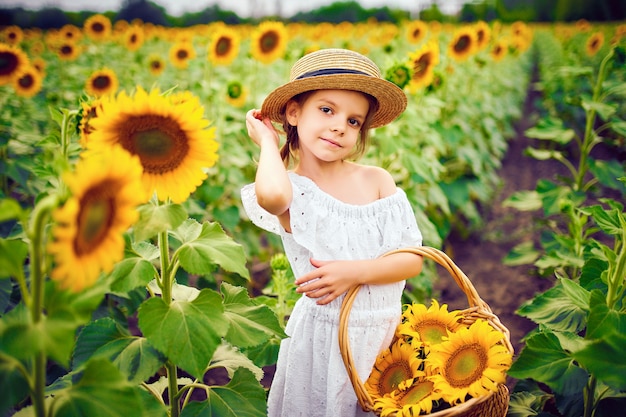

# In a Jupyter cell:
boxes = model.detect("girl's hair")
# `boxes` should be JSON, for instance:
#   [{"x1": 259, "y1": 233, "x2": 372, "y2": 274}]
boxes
[{"x1": 278, "y1": 90, "x2": 379, "y2": 167}]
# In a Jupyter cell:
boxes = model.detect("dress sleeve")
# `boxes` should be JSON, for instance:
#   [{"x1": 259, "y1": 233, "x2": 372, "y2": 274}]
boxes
[
  {"x1": 376, "y1": 189, "x2": 423, "y2": 257},
  {"x1": 240, "y1": 183, "x2": 281, "y2": 235}
]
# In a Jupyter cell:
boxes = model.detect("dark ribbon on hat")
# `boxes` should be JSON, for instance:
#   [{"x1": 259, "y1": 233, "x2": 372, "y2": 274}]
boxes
[{"x1": 296, "y1": 68, "x2": 371, "y2": 79}]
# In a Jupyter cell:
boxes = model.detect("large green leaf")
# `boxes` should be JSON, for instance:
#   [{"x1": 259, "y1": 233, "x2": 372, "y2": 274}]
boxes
[
  {"x1": 0, "y1": 198, "x2": 23, "y2": 223},
  {"x1": 134, "y1": 202, "x2": 187, "y2": 242},
  {"x1": 587, "y1": 159, "x2": 626, "y2": 194},
  {"x1": 180, "y1": 368, "x2": 266, "y2": 417},
  {"x1": 110, "y1": 241, "x2": 160, "y2": 293},
  {"x1": 138, "y1": 289, "x2": 229, "y2": 379},
  {"x1": 221, "y1": 283, "x2": 285, "y2": 349},
  {"x1": 51, "y1": 359, "x2": 147, "y2": 417},
  {"x1": 503, "y1": 190, "x2": 542, "y2": 211},
  {"x1": 0, "y1": 238, "x2": 28, "y2": 279},
  {"x1": 503, "y1": 241, "x2": 540, "y2": 266},
  {"x1": 73, "y1": 318, "x2": 165, "y2": 384},
  {"x1": 210, "y1": 342, "x2": 264, "y2": 381},
  {"x1": 524, "y1": 117, "x2": 575, "y2": 144},
  {"x1": 586, "y1": 290, "x2": 626, "y2": 340},
  {"x1": 579, "y1": 204, "x2": 624, "y2": 236},
  {"x1": 507, "y1": 391, "x2": 553, "y2": 417},
  {"x1": 0, "y1": 357, "x2": 30, "y2": 415},
  {"x1": 508, "y1": 331, "x2": 588, "y2": 396},
  {"x1": 174, "y1": 220, "x2": 250, "y2": 279},
  {"x1": 0, "y1": 303, "x2": 78, "y2": 367},
  {"x1": 517, "y1": 281, "x2": 588, "y2": 333},
  {"x1": 572, "y1": 331, "x2": 626, "y2": 391}
]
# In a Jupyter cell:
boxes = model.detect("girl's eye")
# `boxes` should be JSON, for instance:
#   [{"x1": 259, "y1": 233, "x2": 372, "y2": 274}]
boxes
[
  {"x1": 320, "y1": 106, "x2": 332, "y2": 114},
  {"x1": 348, "y1": 118, "x2": 361, "y2": 127}
]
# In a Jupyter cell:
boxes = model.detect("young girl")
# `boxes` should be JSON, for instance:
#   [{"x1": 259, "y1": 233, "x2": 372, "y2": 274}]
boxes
[{"x1": 241, "y1": 48, "x2": 424, "y2": 417}]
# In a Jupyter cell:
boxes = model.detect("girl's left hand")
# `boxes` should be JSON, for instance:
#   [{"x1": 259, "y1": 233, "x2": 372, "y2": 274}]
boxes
[{"x1": 295, "y1": 259, "x2": 368, "y2": 305}]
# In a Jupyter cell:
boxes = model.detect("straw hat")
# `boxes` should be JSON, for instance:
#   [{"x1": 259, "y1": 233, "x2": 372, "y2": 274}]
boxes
[{"x1": 261, "y1": 48, "x2": 407, "y2": 128}]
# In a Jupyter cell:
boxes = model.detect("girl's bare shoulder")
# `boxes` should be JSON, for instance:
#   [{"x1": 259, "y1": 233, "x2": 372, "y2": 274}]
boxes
[{"x1": 353, "y1": 163, "x2": 397, "y2": 198}]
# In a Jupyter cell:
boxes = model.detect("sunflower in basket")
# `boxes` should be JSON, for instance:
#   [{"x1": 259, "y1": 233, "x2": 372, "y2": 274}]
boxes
[{"x1": 364, "y1": 300, "x2": 512, "y2": 416}]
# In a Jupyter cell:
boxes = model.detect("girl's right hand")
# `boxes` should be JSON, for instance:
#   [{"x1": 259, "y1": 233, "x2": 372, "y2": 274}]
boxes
[{"x1": 246, "y1": 109, "x2": 280, "y2": 147}]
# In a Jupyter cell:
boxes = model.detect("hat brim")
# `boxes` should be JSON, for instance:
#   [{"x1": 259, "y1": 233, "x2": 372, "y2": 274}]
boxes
[{"x1": 260, "y1": 74, "x2": 407, "y2": 128}]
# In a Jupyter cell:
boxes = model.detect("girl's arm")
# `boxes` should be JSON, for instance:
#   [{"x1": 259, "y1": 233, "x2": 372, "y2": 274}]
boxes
[
  {"x1": 295, "y1": 252, "x2": 423, "y2": 305},
  {"x1": 246, "y1": 109, "x2": 292, "y2": 216}
]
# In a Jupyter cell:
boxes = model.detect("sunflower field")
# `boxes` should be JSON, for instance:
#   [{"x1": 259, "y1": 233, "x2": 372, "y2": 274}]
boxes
[{"x1": 0, "y1": 11, "x2": 625, "y2": 417}]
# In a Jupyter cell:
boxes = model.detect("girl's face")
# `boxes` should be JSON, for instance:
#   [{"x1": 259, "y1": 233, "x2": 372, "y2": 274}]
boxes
[{"x1": 286, "y1": 89, "x2": 370, "y2": 164}]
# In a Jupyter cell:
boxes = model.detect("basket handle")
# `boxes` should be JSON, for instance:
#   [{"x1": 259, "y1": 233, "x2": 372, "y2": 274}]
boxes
[{"x1": 338, "y1": 246, "x2": 514, "y2": 412}]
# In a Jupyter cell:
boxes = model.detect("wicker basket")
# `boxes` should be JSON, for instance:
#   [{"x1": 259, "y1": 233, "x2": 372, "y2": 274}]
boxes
[{"x1": 338, "y1": 246, "x2": 513, "y2": 417}]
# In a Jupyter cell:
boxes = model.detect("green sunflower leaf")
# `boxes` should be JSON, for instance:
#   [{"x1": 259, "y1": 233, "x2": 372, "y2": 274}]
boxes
[
  {"x1": 0, "y1": 357, "x2": 30, "y2": 416},
  {"x1": 50, "y1": 358, "x2": 148, "y2": 417},
  {"x1": 138, "y1": 288, "x2": 229, "y2": 379},
  {"x1": 221, "y1": 282, "x2": 286, "y2": 349},
  {"x1": 175, "y1": 220, "x2": 250, "y2": 279},
  {"x1": 73, "y1": 317, "x2": 166, "y2": 384},
  {"x1": 134, "y1": 203, "x2": 187, "y2": 242},
  {"x1": 572, "y1": 331, "x2": 626, "y2": 391},
  {"x1": 179, "y1": 368, "x2": 266, "y2": 417},
  {"x1": 517, "y1": 281, "x2": 588, "y2": 332},
  {"x1": 502, "y1": 190, "x2": 542, "y2": 211},
  {"x1": 508, "y1": 331, "x2": 588, "y2": 396},
  {"x1": 109, "y1": 241, "x2": 159, "y2": 293},
  {"x1": 0, "y1": 238, "x2": 28, "y2": 279}
]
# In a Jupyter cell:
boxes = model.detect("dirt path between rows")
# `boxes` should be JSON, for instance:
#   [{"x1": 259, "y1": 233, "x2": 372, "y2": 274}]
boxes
[{"x1": 437, "y1": 73, "x2": 561, "y2": 363}]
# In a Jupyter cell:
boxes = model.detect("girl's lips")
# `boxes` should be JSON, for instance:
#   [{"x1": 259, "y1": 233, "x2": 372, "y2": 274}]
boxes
[{"x1": 321, "y1": 138, "x2": 341, "y2": 147}]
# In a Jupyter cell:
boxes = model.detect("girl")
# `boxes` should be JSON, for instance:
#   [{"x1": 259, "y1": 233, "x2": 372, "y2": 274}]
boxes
[{"x1": 241, "y1": 48, "x2": 424, "y2": 417}]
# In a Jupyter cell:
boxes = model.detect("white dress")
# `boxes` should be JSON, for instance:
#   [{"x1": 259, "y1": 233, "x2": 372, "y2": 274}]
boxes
[{"x1": 241, "y1": 172, "x2": 423, "y2": 417}]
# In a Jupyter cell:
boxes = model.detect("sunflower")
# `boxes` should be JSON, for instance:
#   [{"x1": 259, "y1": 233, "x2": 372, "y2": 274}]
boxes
[
  {"x1": 0, "y1": 43, "x2": 29, "y2": 85},
  {"x1": 474, "y1": 21, "x2": 491, "y2": 51},
  {"x1": 84, "y1": 14, "x2": 112, "y2": 41},
  {"x1": 385, "y1": 62, "x2": 411, "y2": 90},
  {"x1": 448, "y1": 26, "x2": 477, "y2": 62},
  {"x1": 371, "y1": 374, "x2": 440, "y2": 416},
  {"x1": 56, "y1": 42, "x2": 81, "y2": 61},
  {"x1": 86, "y1": 87, "x2": 219, "y2": 203},
  {"x1": 225, "y1": 81, "x2": 247, "y2": 108},
  {"x1": 396, "y1": 299, "x2": 463, "y2": 349},
  {"x1": 31, "y1": 56, "x2": 46, "y2": 75},
  {"x1": 123, "y1": 24, "x2": 145, "y2": 52},
  {"x1": 59, "y1": 24, "x2": 82, "y2": 43},
  {"x1": 427, "y1": 319, "x2": 512, "y2": 405},
  {"x1": 85, "y1": 68, "x2": 119, "y2": 97},
  {"x1": 147, "y1": 53, "x2": 165, "y2": 76},
  {"x1": 207, "y1": 26, "x2": 240, "y2": 66},
  {"x1": 405, "y1": 20, "x2": 428, "y2": 45},
  {"x1": 365, "y1": 339, "x2": 424, "y2": 400},
  {"x1": 407, "y1": 40, "x2": 440, "y2": 93},
  {"x1": 13, "y1": 65, "x2": 42, "y2": 98},
  {"x1": 78, "y1": 98, "x2": 103, "y2": 145},
  {"x1": 490, "y1": 39, "x2": 507, "y2": 62},
  {"x1": 48, "y1": 145, "x2": 146, "y2": 292},
  {"x1": 585, "y1": 32, "x2": 604, "y2": 56},
  {"x1": 169, "y1": 41, "x2": 196, "y2": 69},
  {"x1": 250, "y1": 21, "x2": 288, "y2": 64},
  {"x1": 1, "y1": 25, "x2": 24, "y2": 45}
]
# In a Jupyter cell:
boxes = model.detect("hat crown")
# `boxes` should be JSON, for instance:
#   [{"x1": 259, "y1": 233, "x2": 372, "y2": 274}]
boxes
[{"x1": 289, "y1": 48, "x2": 382, "y2": 82}]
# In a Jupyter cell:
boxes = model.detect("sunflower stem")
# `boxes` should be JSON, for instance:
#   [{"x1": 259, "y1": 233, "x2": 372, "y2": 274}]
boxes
[
  {"x1": 28, "y1": 193, "x2": 58, "y2": 417},
  {"x1": 583, "y1": 375, "x2": 597, "y2": 417},
  {"x1": 158, "y1": 229, "x2": 172, "y2": 303},
  {"x1": 165, "y1": 360, "x2": 180, "y2": 417}
]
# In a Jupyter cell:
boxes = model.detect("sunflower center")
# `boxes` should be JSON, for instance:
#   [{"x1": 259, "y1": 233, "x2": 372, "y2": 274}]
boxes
[
  {"x1": 412, "y1": 29, "x2": 422, "y2": 39},
  {"x1": 0, "y1": 51, "x2": 18, "y2": 76},
  {"x1": 75, "y1": 182, "x2": 117, "y2": 255},
  {"x1": 398, "y1": 380, "x2": 434, "y2": 406},
  {"x1": 130, "y1": 34, "x2": 138, "y2": 43},
  {"x1": 377, "y1": 361, "x2": 413, "y2": 395},
  {"x1": 60, "y1": 45, "x2": 73, "y2": 55},
  {"x1": 260, "y1": 30, "x2": 278, "y2": 53},
  {"x1": 92, "y1": 75, "x2": 111, "y2": 90},
  {"x1": 18, "y1": 73, "x2": 34, "y2": 88},
  {"x1": 118, "y1": 115, "x2": 189, "y2": 174},
  {"x1": 228, "y1": 83, "x2": 242, "y2": 99},
  {"x1": 91, "y1": 22, "x2": 105, "y2": 33},
  {"x1": 413, "y1": 53, "x2": 432, "y2": 77},
  {"x1": 444, "y1": 343, "x2": 487, "y2": 387},
  {"x1": 416, "y1": 320, "x2": 449, "y2": 344},
  {"x1": 216, "y1": 36, "x2": 232, "y2": 56},
  {"x1": 454, "y1": 35, "x2": 471, "y2": 53},
  {"x1": 151, "y1": 60, "x2": 162, "y2": 70}
]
